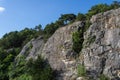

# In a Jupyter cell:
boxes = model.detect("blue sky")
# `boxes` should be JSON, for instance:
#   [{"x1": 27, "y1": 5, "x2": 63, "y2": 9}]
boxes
[{"x1": 0, "y1": 0, "x2": 114, "y2": 38}]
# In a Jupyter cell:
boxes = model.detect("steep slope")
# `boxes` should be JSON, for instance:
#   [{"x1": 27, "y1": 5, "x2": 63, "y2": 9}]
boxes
[{"x1": 81, "y1": 8, "x2": 120, "y2": 79}]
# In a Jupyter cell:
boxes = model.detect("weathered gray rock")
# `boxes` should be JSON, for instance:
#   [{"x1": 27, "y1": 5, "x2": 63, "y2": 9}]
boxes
[
  {"x1": 18, "y1": 36, "x2": 44, "y2": 59},
  {"x1": 81, "y1": 8, "x2": 120, "y2": 80},
  {"x1": 41, "y1": 21, "x2": 83, "y2": 80},
  {"x1": 18, "y1": 21, "x2": 83, "y2": 80}
]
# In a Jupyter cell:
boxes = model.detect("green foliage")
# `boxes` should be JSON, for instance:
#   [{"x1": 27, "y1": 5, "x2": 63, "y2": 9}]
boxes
[
  {"x1": 55, "y1": 20, "x2": 65, "y2": 27},
  {"x1": 72, "y1": 29, "x2": 84, "y2": 54},
  {"x1": 44, "y1": 23, "x2": 57, "y2": 35},
  {"x1": 12, "y1": 74, "x2": 32, "y2": 80},
  {"x1": 110, "y1": 1, "x2": 120, "y2": 9},
  {"x1": 0, "y1": 25, "x2": 49, "y2": 80},
  {"x1": 44, "y1": 23, "x2": 58, "y2": 41},
  {"x1": 8, "y1": 56, "x2": 26, "y2": 80},
  {"x1": 44, "y1": 14, "x2": 73, "y2": 39},
  {"x1": 0, "y1": 25, "x2": 44, "y2": 49},
  {"x1": 19, "y1": 28, "x2": 37, "y2": 46},
  {"x1": 86, "y1": 4, "x2": 109, "y2": 19},
  {"x1": 0, "y1": 48, "x2": 20, "y2": 80},
  {"x1": 0, "y1": 29, "x2": 35, "y2": 49},
  {"x1": 26, "y1": 55, "x2": 54, "y2": 80},
  {"x1": 43, "y1": 19, "x2": 64, "y2": 41},
  {"x1": 86, "y1": 1, "x2": 120, "y2": 19},
  {"x1": 59, "y1": 14, "x2": 76, "y2": 25},
  {"x1": 35, "y1": 24, "x2": 42, "y2": 32},
  {"x1": 76, "y1": 13, "x2": 86, "y2": 21},
  {"x1": 8, "y1": 55, "x2": 33, "y2": 80},
  {"x1": 77, "y1": 64, "x2": 86, "y2": 77},
  {"x1": 0, "y1": 31, "x2": 20, "y2": 49},
  {"x1": 100, "y1": 74, "x2": 109, "y2": 80}
]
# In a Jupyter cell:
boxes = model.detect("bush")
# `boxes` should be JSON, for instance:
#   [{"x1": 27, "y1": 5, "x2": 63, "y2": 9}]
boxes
[
  {"x1": 8, "y1": 56, "x2": 26, "y2": 80},
  {"x1": 26, "y1": 55, "x2": 54, "y2": 80},
  {"x1": 72, "y1": 29, "x2": 84, "y2": 54}
]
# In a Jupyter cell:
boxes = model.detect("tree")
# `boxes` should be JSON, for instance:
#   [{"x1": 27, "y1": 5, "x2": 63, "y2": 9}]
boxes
[
  {"x1": 110, "y1": 1, "x2": 120, "y2": 9},
  {"x1": 26, "y1": 56, "x2": 54, "y2": 80},
  {"x1": 0, "y1": 31, "x2": 21, "y2": 49},
  {"x1": 59, "y1": 14, "x2": 76, "y2": 25},
  {"x1": 0, "y1": 48, "x2": 18, "y2": 80},
  {"x1": 44, "y1": 23, "x2": 56, "y2": 34},
  {"x1": 76, "y1": 13, "x2": 86, "y2": 21},
  {"x1": 55, "y1": 20, "x2": 64, "y2": 27},
  {"x1": 35, "y1": 24, "x2": 42, "y2": 31},
  {"x1": 86, "y1": 4, "x2": 109, "y2": 19},
  {"x1": 43, "y1": 22, "x2": 58, "y2": 41},
  {"x1": 34, "y1": 24, "x2": 44, "y2": 38},
  {"x1": 8, "y1": 56, "x2": 27, "y2": 80}
]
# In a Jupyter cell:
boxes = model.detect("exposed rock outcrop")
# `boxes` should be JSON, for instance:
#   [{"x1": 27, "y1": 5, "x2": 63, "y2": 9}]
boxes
[
  {"x1": 18, "y1": 21, "x2": 84, "y2": 80},
  {"x1": 18, "y1": 36, "x2": 44, "y2": 59},
  {"x1": 42, "y1": 21, "x2": 83, "y2": 80},
  {"x1": 81, "y1": 8, "x2": 120, "y2": 80}
]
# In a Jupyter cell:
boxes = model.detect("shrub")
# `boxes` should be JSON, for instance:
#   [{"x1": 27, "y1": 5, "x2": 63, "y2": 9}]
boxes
[
  {"x1": 72, "y1": 28, "x2": 84, "y2": 54},
  {"x1": 72, "y1": 32, "x2": 81, "y2": 53},
  {"x1": 8, "y1": 56, "x2": 26, "y2": 80},
  {"x1": 26, "y1": 55, "x2": 54, "y2": 80}
]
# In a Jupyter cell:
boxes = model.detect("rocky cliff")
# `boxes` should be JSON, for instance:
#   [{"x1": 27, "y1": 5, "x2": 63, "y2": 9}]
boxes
[
  {"x1": 18, "y1": 8, "x2": 120, "y2": 80},
  {"x1": 19, "y1": 21, "x2": 83, "y2": 80},
  {"x1": 81, "y1": 8, "x2": 120, "y2": 80}
]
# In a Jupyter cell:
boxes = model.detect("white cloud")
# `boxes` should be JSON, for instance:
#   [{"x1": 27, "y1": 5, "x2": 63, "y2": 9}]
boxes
[{"x1": 0, "y1": 7, "x2": 5, "y2": 12}]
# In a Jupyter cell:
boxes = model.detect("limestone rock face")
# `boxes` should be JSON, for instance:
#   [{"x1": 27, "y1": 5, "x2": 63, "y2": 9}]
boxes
[
  {"x1": 42, "y1": 21, "x2": 83, "y2": 80},
  {"x1": 18, "y1": 36, "x2": 44, "y2": 59},
  {"x1": 82, "y1": 8, "x2": 120, "y2": 79}
]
